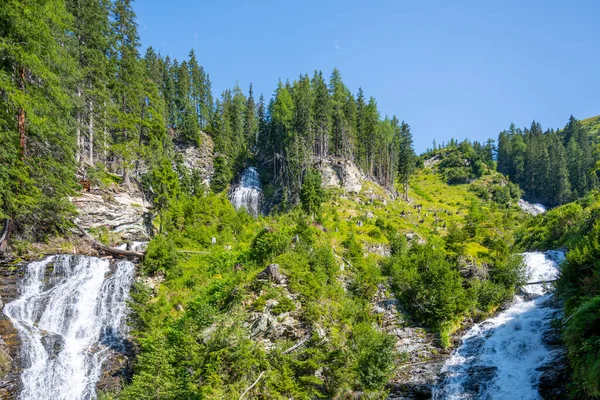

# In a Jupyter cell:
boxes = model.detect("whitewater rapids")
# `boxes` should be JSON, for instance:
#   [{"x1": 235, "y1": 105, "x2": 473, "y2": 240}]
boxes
[
  {"x1": 433, "y1": 251, "x2": 565, "y2": 399},
  {"x1": 4, "y1": 255, "x2": 134, "y2": 400}
]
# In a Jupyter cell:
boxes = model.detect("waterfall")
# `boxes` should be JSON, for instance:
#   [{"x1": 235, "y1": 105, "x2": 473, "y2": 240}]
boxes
[
  {"x1": 518, "y1": 199, "x2": 547, "y2": 216},
  {"x1": 433, "y1": 251, "x2": 565, "y2": 400},
  {"x1": 228, "y1": 167, "x2": 262, "y2": 217},
  {"x1": 4, "y1": 255, "x2": 134, "y2": 400}
]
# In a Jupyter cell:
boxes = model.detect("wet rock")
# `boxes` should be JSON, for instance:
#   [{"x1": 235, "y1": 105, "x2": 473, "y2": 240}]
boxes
[
  {"x1": 537, "y1": 351, "x2": 569, "y2": 400},
  {"x1": 462, "y1": 365, "x2": 497, "y2": 395},
  {"x1": 40, "y1": 334, "x2": 65, "y2": 360}
]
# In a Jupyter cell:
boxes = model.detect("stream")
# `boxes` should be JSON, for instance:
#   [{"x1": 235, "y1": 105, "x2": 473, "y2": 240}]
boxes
[
  {"x1": 3, "y1": 255, "x2": 134, "y2": 400},
  {"x1": 433, "y1": 251, "x2": 565, "y2": 399}
]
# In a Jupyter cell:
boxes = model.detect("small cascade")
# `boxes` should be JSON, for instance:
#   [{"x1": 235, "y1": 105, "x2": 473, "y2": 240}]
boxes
[
  {"x1": 228, "y1": 167, "x2": 262, "y2": 217},
  {"x1": 518, "y1": 199, "x2": 547, "y2": 216},
  {"x1": 433, "y1": 251, "x2": 565, "y2": 400},
  {"x1": 4, "y1": 255, "x2": 134, "y2": 400}
]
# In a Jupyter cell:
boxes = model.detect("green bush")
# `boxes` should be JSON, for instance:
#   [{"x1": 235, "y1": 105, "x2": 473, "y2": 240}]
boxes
[
  {"x1": 564, "y1": 296, "x2": 600, "y2": 398},
  {"x1": 251, "y1": 228, "x2": 289, "y2": 264},
  {"x1": 272, "y1": 296, "x2": 295, "y2": 315},
  {"x1": 352, "y1": 322, "x2": 395, "y2": 391},
  {"x1": 143, "y1": 234, "x2": 179, "y2": 275}
]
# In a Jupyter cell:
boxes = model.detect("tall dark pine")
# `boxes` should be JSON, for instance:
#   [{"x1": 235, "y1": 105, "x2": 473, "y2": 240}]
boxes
[
  {"x1": 244, "y1": 83, "x2": 257, "y2": 152},
  {"x1": 111, "y1": 0, "x2": 144, "y2": 185},
  {"x1": 397, "y1": 121, "x2": 415, "y2": 200},
  {"x1": 311, "y1": 71, "x2": 330, "y2": 158},
  {"x1": 0, "y1": 0, "x2": 78, "y2": 243},
  {"x1": 66, "y1": 0, "x2": 112, "y2": 167}
]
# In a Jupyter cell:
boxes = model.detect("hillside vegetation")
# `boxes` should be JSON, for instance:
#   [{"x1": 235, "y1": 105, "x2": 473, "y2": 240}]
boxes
[{"x1": 115, "y1": 144, "x2": 530, "y2": 398}]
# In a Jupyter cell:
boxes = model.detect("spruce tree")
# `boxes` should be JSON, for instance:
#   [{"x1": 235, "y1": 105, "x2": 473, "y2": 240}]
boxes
[
  {"x1": 66, "y1": 0, "x2": 112, "y2": 167},
  {"x1": 111, "y1": 0, "x2": 144, "y2": 185},
  {"x1": 311, "y1": 71, "x2": 330, "y2": 158},
  {"x1": 244, "y1": 83, "x2": 257, "y2": 152},
  {"x1": 398, "y1": 121, "x2": 415, "y2": 200},
  {"x1": 0, "y1": 0, "x2": 78, "y2": 241}
]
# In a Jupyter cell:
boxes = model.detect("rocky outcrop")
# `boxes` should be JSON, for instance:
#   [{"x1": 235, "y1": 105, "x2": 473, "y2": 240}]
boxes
[
  {"x1": 174, "y1": 131, "x2": 214, "y2": 186},
  {"x1": 371, "y1": 284, "x2": 448, "y2": 400},
  {"x1": 72, "y1": 190, "x2": 152, "y2": 242},
  {"x1": 316, "y1": 157, "x2": 364, "y2": 193}
]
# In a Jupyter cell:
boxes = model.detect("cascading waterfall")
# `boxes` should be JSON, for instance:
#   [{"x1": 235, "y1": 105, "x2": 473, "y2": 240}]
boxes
[
  {"x1": 433, "y1": 251, "x2": 565, "y2": 400},
  {"x1": 228, "y1": 167, "x2": 262, "y2": 217},
  {"x1": 518, "y1": 199, "x2": 547, "y2": 216},
  {"x1": 4, "y1": 255, "x2": 134, "y2": 400}
]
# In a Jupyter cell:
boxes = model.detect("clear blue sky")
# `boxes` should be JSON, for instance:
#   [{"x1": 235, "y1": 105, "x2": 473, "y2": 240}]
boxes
[{"x1": 135, "y1": 0, "x2": 600, "y2": 153}]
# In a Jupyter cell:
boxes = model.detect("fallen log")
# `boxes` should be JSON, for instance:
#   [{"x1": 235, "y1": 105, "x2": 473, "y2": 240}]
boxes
[
  {"x1": 523, "y1": 279, "x2": 557, "y2": 285},
  {"x1": 73, "y1": 222, "x2": 144, "y2": 258},
  {"x1": 282, "y1": 333, "x2": 310, "y2": 355},
  {"x1": 239, "y1": 370, "x2": 265, "y2": 400},
  {"x1": 0, "y1": 219, "x2": 12, "y2": 251}
]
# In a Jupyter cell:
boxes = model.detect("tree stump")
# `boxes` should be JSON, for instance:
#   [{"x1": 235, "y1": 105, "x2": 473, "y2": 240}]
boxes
[{"x1": 257, "y1": 264, "x2": 285, "y2": 284}]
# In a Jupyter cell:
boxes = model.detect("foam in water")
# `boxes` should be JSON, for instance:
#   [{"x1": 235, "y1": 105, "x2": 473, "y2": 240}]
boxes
[
  {"x1": 229, "y1": 167, "x2": 262, "y2": 217},
  {"x1": 4, "y1": 255, "x2": 134, "y2": 400},
  {"x1": 434, "y1": 251, "x2": 564, "y2": 400}
]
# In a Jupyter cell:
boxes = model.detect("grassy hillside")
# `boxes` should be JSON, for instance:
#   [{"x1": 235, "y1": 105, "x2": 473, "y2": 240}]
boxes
[
  {"x1": 580, "y1": 114, "x2": 600, "y2": 139},
  {"x1": 114, "y1": 153, "x2": 531, "y2": 399}
]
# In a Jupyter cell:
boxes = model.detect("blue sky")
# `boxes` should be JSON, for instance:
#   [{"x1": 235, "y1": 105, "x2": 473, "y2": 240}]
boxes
[{"x1": 135, "y1": 0, "x2": 600, "y2": 152}]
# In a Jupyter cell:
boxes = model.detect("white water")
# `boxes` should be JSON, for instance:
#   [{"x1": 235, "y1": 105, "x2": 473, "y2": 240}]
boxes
[
  {"x1": 228, "y1": 167, "x2": 262, "y2": 217},
  {"x1": 518, "y1": 199, "x2": 547, "y2": 216},
  {"x1": 434, "y1": 251, "x2": 564, "y2": 400},
  {"x1": 4, "y1": 255, "x2": 134, "y2": 400}
]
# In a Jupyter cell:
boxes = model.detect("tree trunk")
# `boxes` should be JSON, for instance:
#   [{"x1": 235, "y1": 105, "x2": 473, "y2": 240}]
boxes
[
  {"x1": 76, "y1": 87, "x2": 82, "y2": 165},
  {"x1": 0, "y1": 219, "x2": 13, "y2": 251},
  {"x1": 74, "y1": 222, "x2": 143, "y2": 258},
  {"x1": 89, "y1": 100, "x2": 94, "y2": 165},
  {"x1": 18, "y1": 67, "x2": 26, "y2": 159}
]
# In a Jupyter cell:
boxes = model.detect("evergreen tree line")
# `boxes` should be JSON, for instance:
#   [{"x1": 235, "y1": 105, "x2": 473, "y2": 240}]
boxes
[
  {"x1": 0, "y1": 0, "x2": 415, "y2": 243},
  {"x1": 497, "y1": 116, "x2": 598, "y2": 207},
  {"x1": 249, "y1": 71, "x2": 415, "y2": 204}
]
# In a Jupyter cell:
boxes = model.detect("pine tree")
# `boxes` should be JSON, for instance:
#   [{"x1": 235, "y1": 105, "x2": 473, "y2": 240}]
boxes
[
  {"x1": 397, "y1": 121, "x2": 415, "y2": 200},
  {"x1": 244, "y1": 83, "x2": 257, "y2": 152},
  {"x1": 0, "y1": 0, "x2": 79, "y2": 242},
  {"x1": 111, "y1": 0, "x2": 144, "y2": 185},
  {"x1": 300, "y1": 169, "x2": 325, "y2": 220},
  {"x1": 363, "y1": 97, "x2": 380, "y2": 175},
  {"x1": 355, "y1": 87, "x2": 367, "y2": 170},
  {"x1": 311, "y1": 71, "x2": 330, "y2": 158},
  {"x1": 66, "y1": 0, "x2": 112, "y2": 167},
  {"x1": 174, "y1": 60, "x2": 199, "y2": 144},
  {"x1": 547, "y1": 134, "x2": 571, "y2": 205}
]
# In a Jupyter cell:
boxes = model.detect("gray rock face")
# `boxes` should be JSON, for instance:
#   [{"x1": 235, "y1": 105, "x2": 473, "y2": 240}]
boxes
[
  {"x1": 319, "y1": 163, "x2": 341, "y2": 188},
  {"x1": 316, "y1": 157, "x2": 364, "y2": 193},
  {"x1": 174, "y1": 131, "x2": 214, "y2": 186},
  {"x1": 72, "y1": 191, "x2": 151, "y2": 241}
]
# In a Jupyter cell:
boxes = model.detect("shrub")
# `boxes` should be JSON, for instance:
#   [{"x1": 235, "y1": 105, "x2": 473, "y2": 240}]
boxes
[
  {"x1": 564, "y1": 296, "x2": 600, "y2": 398},
  {"x1": 352, "y1": 323, "x2": 395, "y2": 391},
  {"x1": 272, "y1": 296, "x2": 295, "y2": 315},
  {"x1": 143, "y1": 234, "x2": 178, "y2": 275},
  {"x1": 251, "y1": 228, "x2": 289, "y2": 264}
]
